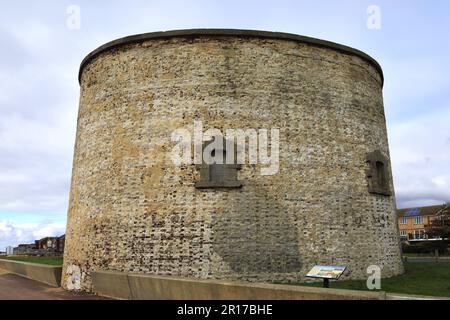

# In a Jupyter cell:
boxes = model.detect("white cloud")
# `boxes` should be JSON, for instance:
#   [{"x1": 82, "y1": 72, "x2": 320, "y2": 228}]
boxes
[
  {"x1": 390, "y1": 107, "x2": 450, "y2": 208},
  {"x1": 10, "y1": 21, "x2": 54, "y2": 55},
  {"x1": 431, "y1": 176, "x2": 450, "y2": 188},
  {"x1": 0, "y1": 109, "x2": 75, "y2": 213},
  {"x1": 0, "y1": 0, "x2": 448, "y2": 234},
  {"x1": 0, "y1": 219, "x2": 65, "y2": 250}
]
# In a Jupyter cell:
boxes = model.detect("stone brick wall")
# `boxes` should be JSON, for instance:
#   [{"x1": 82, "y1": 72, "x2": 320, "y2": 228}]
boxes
[{"x1": 63, "y1": 30, "x2": 404, "y2": 292}]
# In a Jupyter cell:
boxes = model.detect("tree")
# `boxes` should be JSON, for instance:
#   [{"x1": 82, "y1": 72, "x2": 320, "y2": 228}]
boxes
[{"x1": 425, "y1": 202, "x2": 450, "y2": 240}]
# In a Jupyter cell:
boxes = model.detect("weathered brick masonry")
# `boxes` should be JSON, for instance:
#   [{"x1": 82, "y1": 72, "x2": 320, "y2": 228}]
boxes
[{"x1": 63, "y1": 29, "x2": 404, "y2": 292}]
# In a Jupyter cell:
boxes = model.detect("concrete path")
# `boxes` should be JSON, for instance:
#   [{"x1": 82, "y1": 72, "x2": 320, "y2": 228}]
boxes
[
  {"x1": 387, "y1": 293, "x2": 449, "y2": 300},
  {"x1": 0, "y1": 268, "x2": 106, "y2": 300}
]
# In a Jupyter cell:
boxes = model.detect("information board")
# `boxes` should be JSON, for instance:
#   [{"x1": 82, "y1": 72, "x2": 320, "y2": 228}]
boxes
[{"x1": 306, "y1": 265, "x2": 346, "y2": 280}]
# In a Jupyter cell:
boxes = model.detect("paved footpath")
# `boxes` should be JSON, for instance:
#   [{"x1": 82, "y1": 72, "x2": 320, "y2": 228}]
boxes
[{"x1": 0, "y1": 268, "x2": 107, "y2": 300}]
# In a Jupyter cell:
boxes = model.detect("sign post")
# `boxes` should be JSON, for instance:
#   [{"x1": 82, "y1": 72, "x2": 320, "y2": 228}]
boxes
[{"x1": 306, "y1": 266, "x2": 347, "y2": 288}]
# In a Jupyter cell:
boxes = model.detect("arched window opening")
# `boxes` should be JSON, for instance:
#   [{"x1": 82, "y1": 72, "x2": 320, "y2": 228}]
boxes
[
  {"x1": 366, "y1": 150, "x2": 391, "y2": 196},
  {"x1": 210, "y1": 150, "x2": 226, "y2": 183},
  {"x1": 376, "y1": 161, "x2": 386, "y2": 186},
  {"x1": 195, "y1": 138, "x2": 242, "y2": 189}
]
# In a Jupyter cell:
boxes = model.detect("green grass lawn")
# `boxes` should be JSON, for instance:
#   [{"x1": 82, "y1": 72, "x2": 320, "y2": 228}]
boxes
[
  {"x1": 295, "y1": 262, "x2": 450, "y2": 297},
  {"x1": 0, "y1": 256, "x2": 63, "y2": 266},
  {"x1": 403, "y1": 253, "x2": 450, "y2": 257}
]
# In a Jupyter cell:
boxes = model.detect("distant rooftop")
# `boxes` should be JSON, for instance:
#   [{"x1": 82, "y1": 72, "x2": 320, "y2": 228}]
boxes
[{"x1": 397, "y1": 205, "x2": 446, "y2": 218}]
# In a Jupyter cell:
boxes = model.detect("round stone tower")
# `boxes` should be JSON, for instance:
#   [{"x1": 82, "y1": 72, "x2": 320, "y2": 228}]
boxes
[{"x1": 63, "y1": 29, "x2": 404, "y2": 291}]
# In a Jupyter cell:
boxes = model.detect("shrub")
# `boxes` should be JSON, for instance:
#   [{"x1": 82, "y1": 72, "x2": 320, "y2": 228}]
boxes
[{"x1": 402, "y1": 241, "x2": 450, "y2": 255}]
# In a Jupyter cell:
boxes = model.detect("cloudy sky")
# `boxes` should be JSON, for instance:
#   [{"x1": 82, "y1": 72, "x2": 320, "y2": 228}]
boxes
[{"x1": 0, "y1": 0, "x2": 449, "y2": 249}]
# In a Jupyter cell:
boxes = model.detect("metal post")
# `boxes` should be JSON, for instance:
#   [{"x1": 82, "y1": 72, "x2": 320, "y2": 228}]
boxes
[{"x1": 323, "y1": 278, "x2": 329, "y2": 288}]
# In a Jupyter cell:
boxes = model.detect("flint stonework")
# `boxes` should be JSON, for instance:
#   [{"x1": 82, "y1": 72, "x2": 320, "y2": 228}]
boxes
[{"x1": 62, "y1": 29, "x2": 404, "y2": 292}]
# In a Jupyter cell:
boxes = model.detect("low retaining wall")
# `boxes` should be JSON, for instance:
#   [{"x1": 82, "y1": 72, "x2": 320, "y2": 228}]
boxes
[
  {"x1": 0, "y1": 259, "x2": 62, "y2": 287},
  {"x1": 92, "y1": 270, "x2": 385, "y2": 300}
]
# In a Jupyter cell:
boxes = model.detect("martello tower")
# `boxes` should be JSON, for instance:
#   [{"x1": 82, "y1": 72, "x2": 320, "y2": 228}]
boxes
[{"x1": 63, "y1": 29, "x2": 403, "y2": 291}]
